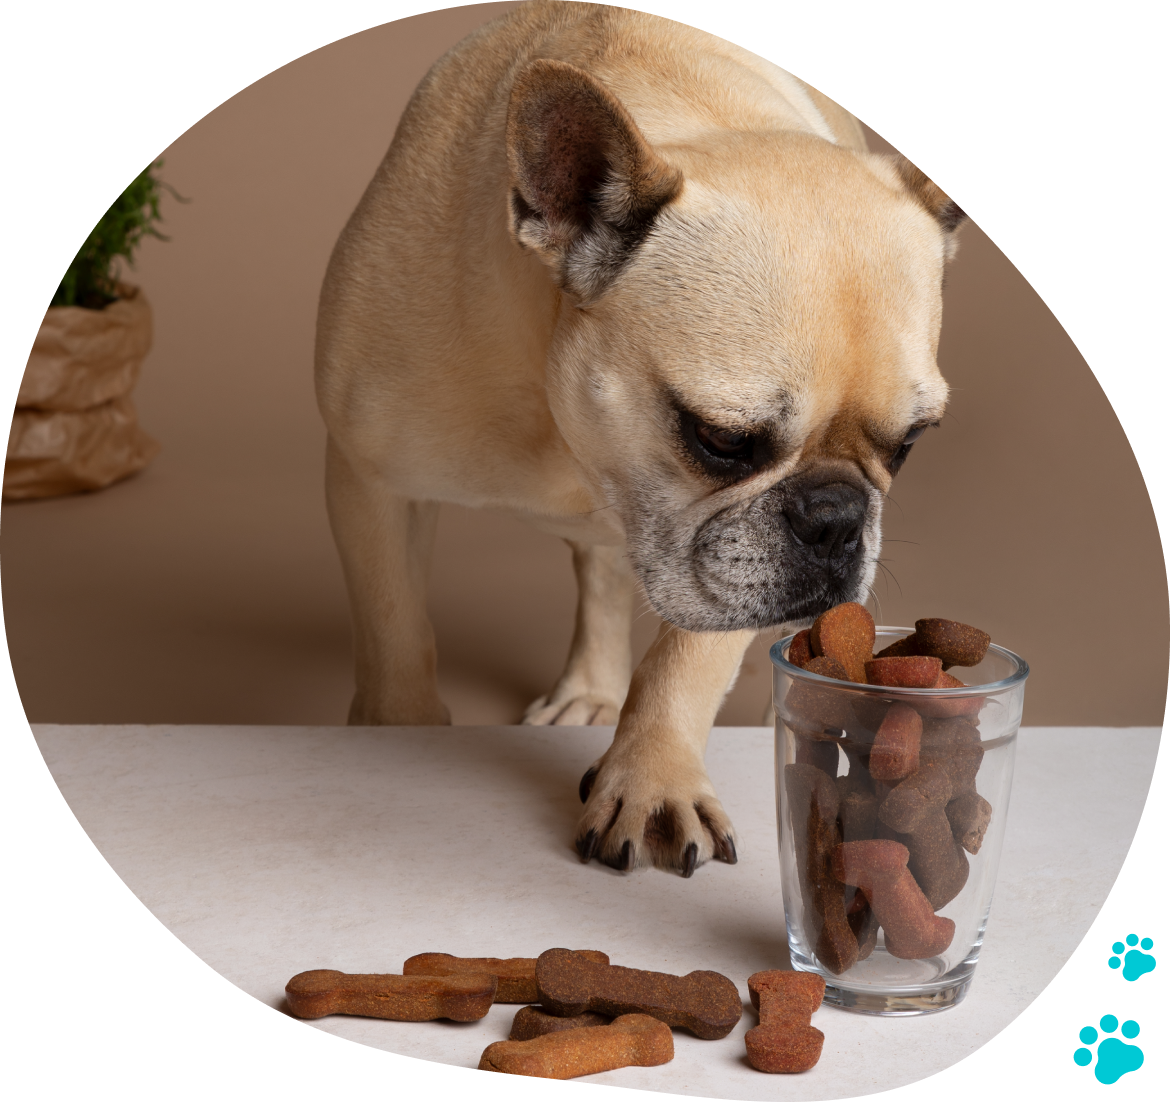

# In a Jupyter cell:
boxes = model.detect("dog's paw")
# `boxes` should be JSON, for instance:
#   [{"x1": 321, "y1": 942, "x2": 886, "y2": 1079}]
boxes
[
  {"x1": 522, "y1": 690, "x2": 621, "y2": 726},
  {"x1": 574, "y1": 750, "x2": 738, "y2": 877}
]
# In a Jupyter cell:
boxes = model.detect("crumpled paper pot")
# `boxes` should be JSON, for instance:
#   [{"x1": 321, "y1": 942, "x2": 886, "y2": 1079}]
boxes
[{"x1": 5, "y1": 284, "x2": 158, "y2": 499}]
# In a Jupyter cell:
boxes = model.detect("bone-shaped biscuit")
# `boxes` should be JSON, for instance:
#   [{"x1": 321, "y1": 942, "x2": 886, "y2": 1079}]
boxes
[
  {"x1": 284, "y1": 969, "x2": 496, "y2": 1021},
  {"x1": 744, "y1": 971, "x2": 825, "y2": 1073},
  {"x1": 510, "y1": 1005, "x2": 611, "y2": 1041},
  {"x1": 535, "y1": 948, "x2": 742, "y2": 1039},
  {"x1": 403, "y1": 950, "x2": 609, "y2": 1003},
  {"x1": 832, "y1": 841, "x2": 955, "y2": 959},
  {"x1": 480, "y1": 1013, "x2": 673, "y2": 1079}
]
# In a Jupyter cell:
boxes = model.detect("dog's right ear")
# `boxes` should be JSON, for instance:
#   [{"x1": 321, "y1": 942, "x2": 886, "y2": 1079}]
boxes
[{"x1": 506, "y1": 59, "x2": 683, "y2": 302}]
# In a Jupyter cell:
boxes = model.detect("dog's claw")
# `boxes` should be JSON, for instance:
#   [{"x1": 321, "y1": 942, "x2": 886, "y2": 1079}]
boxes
[
  {"x1": 681, "y1": 842, "x2": 698, "y2": 878},
  {"x1": 576, "y1": 828, "x2": 599, "y2": 862},
  {"x1": 579, "y1": 765, "x2": 599, "y2": 804},
  {"x1": 718, "y1": 834, "x2": 738, "y2": 865},
  {"x1": 601, "y1": 839, "x2": 632, "y2": 871}
]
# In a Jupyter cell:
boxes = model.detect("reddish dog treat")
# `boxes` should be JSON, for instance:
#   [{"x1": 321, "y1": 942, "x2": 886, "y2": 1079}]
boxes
[
  {"x1": 509, "y1": 1005, "x2": 612, "y2": 1041},
  {"x1": 788, "y1": 629, "x2": 814, "y2": 669},
  {"x1": 794, "y1": 728, "x2": 842, "y2": 776},
  {"x1": 914, "y1": 670, "x2": 984, "y2": 719},
  {"x1": 864, "y1": 655, "x2": 943, "y2": 688},
  {"x1": 946, "y1": 791, "x2": 993, "y2": 854},
  {"x1": 806, "y1": 655, "x2": 851, "y2": 682},
  {"x1": 285, "y1": 969, "x2": 496, "y2": 1021},
  {"x1": 868, "y1": 703, "x2": 922, "y2": 782},
  {"x1": 874, "y1": 633, "x2": 920, "y2": 659},
  {"x1": 878, "y1": 762, "x2": 953, "y2": 834},
  {"x1": 784, "y1": 670, "x2": 857, "y2": 733},
  {"x1": 914, "y1": 619, "x2": 991, "y2": 667},
  {"x1": 786, "y1": 764, "x2": 859, "y2": 975},
  {"x1": 832, "y1": 841, "x2": 955, "y2": 959},
  {"x1": 535, "y1": 949, "x2": 742, "y2": 1040},
  {"x1": 920, "y1": 717, "x2": 984, "y2": 794},
  {"x1": 810, "y1": 602, "x2": 875, "y2": 683},
  {"x1": 404, "y1": 951, "x2": 609, "y2": 1004},
  {"x1": 906, "y1": 803, "x2": 969, "y2": 909},
  {"x1": 849, "y1": 901, "x2": 880, "y2": 960},
  {"x1": 480, "y1": 1013, "x2": 673, "y2": 1079},
  {"x1": 744, "y1": 971, "x2": 826, "y2": 1073}
]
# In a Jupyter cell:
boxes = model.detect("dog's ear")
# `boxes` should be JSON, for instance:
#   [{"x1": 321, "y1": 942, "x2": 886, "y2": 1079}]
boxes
[
  {"x1": 890, "y1": 156, "x2": 966, "y2": 259},
  {"x1": 506, "y1": 59, "x2": 683, "y2": 301}
]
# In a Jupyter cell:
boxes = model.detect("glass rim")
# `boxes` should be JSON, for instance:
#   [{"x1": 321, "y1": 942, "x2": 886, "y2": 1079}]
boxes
[{"x1": 768, "y1": 625, "x2": 1029, "y2": 696}]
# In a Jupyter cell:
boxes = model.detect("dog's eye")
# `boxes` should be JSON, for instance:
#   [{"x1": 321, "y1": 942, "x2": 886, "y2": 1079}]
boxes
[
  {"x1": 888, "y1": 422, "x2": 936, "y2": 474},
  {"x1": 695, "y1": 423, "x2": 752, "y2": 458}
]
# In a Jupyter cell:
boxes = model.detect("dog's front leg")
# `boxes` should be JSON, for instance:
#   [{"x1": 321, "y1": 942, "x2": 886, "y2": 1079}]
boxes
[
  {"x1": 523, "y1": 542, "x2": 634, "y2": 726},
  {"x1": 575, "y1": 622, "x2": 756, "y2": 876},
  {"x1": 325, "y1": 438, "x2": 450, "y2": 726}
]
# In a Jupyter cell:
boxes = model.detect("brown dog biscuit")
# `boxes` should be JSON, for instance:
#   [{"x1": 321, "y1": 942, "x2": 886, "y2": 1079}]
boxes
[
  {"x1": 946, "y1": 791, "x2": 993, "y2": 854},
  {"x1": 784, "y1": 667, "x2": 857, "y2": 732},
  {"x1": 794, "y1": 728, "x2": 842, "y2": 776},
  {"x1": 535, "y1": 948, "x2": 742, "y2": 1039},
  {"x1": 480, "y1": 1013, "x2": 673, "y2": 1079},
  {"x1": 810, "y1": 602, "x2": 875, "y2": 683},
  {"x1": 785, "y1": 764, "x2": 858, "y2": 975},
  {"x1": 914, "y1": 619, "x2": 991, "y2": 667},
  {"x1": 868, "y1": 702, "x2": 922, "y2": 782},
  {"x1": 913, "y1": 669, "x2": 984, "y2": 719},
  {"x1": 509, "y1": 1005, "x2": 611, "y2": 1041},
  {"x1": 788, "y1": 629, "x2": 814, "y2": 669},
  {"x1": 864, "y1": 655, "x2": 943, "y2": 688},
  {"x1": 744, "y1": 971, "x2": 825, "y2": 1073},
  {"x1": 920, "y1": 717, "x2": 984, "y2": 794},
  {"x1": 833, "y1": 841, "x2": 955, "y2": 959},
  {"x1": 285, "y1": 969, "x2": 496, "y2": 1021},
  {"x1": 878, "y1": 762, "x2": 952, "y2": 834},
  {"x1": 404, "y1": 951, "x2": 609, "y2": 1003},
  {"x1": 873, "y1": 633, "x2": 920, "y2": 659}
]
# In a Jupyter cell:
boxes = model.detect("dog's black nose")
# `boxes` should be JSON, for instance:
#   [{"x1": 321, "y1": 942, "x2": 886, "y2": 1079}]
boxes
[{"x1": 782, "y1": 480, "x2": 867, "y2": 561}]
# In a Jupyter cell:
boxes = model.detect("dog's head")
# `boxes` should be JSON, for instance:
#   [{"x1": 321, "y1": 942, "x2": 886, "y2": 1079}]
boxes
[{"x1": 506, "y1": 60, "x2": 963, "y2": 631}]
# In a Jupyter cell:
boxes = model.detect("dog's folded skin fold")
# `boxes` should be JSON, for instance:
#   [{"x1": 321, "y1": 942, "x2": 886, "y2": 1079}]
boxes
[{"x1": 316, "y1": 1, "x2": 963, "y2": 875}]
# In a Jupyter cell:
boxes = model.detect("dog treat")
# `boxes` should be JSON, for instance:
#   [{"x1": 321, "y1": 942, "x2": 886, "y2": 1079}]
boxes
[
  {"x1": 785, "y1": 670, "x2": 857, "y2": 732},
  {"x1": 868, "y1": 702, "x2": 922, "y2": 782},
  {"x1": 480, "y1": 1013, "x2": 673, "y2": 1079},
  {"x1": 785, "y1": 764, "x2": 858, "y2": 975},
  {"x1": 788, "y1": 629, "x2": 814, "y2": 669},
  {"x1": 535, "y1": 948, "x2": 742, "y2": 1039},
  {"x1": 744, "y1": 971, "x2": 825, "y2": 1073},
  {"x1": 864, "y1": 655, "x2": 943, "y2": 688},
  {"x1": 873, "y1": 633, "x2": 920, "y2": 659},
  {"x1": 404, "y1": 951, "x2": 609, "y2": 1004},
  {"x1": 920, "y1": 717, "x2": 984, "y2": 794},
  {"x1": 946, "y1": 791, "x2": 993, "y2": 854},
  {"x1": 914, "y1": 619, "x2": 991, "y2": 667},
  {"x1": 510, "y1": 1005, "x2": 611, "y2": 1041},
  {"x1": 794, "y1": 727, "x2": 842, "y2": 776},
  {"x1": 833, "y1": 841, "x2": 955, "y2": 959},
  {"x1": 878, "y1": 762, "x2": 953, "y2": 834},
  {"x1": 912, "y1": 669, "x2": 984, "y2": 718},
  {"x1": 810, "y1": 602, "x2": 875, "y2": 683},
  {"x1": 285, "y1": 969, "x2": 497, "y2": 1021},
  {"x1": 848, "y1": 900, "x2": 880, "y2": 960},
  {"x1": 905, "y1": 802, "x2": 969, "y2": 909}
]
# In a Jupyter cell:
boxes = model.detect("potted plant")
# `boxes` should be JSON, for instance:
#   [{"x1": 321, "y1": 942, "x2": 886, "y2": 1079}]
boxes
[{"x1": 4, "y1": 162, "x2": 180, "y2": 500}]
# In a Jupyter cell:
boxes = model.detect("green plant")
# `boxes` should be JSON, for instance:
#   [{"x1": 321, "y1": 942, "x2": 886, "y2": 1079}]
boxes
[{"x1": 52, "y1": 161, "x2": 180, "y2": 309}]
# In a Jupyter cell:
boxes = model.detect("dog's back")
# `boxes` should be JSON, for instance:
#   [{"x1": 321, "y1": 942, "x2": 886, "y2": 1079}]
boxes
[{"x1": 314, "y1": 1, "x2": 863, "y2": 516}]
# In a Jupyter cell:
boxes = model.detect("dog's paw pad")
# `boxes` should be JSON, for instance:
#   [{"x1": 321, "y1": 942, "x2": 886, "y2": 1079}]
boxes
[{"x1": 1073, "y1": 1016, "x2": 1144, "y2": 1084}]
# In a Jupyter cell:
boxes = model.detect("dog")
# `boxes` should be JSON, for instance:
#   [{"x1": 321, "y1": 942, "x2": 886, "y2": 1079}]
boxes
[{"x1": 315, "y1": 1, "x2": 963, "y2": 876}]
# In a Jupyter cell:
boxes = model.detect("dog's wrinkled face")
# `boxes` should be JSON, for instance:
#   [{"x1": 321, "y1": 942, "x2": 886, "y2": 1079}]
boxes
[{"x1": 507, "y1": 62, "x2": 958, "y2": 631}]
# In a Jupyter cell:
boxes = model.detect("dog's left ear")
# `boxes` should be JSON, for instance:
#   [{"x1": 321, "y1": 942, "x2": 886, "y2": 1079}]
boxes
[
  {"x1": 890, "y1": 156, "x2": 966, "y2": 259},
  {"x1": 506, "y1": 59, "x2": 683, "y2": 301}
]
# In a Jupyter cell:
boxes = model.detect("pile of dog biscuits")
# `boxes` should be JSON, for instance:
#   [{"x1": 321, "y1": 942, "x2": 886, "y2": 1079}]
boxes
[
  {"x1": 285, "y1": 951, "x2": 828, "y2": 1078},
  {"x1": 783, "y1": 603, "x2": 994, "y2": 974}
]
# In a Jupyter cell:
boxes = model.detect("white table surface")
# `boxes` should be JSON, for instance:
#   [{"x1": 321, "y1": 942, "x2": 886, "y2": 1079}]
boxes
[{"x1": 33, "y1": 723, "x2": 1159, "y2": 1100}]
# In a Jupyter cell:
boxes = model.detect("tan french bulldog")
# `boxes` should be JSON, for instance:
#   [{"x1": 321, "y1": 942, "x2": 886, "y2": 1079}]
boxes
[{"x1": 315, "y1": 1, "x2": 963, "y2": 876}]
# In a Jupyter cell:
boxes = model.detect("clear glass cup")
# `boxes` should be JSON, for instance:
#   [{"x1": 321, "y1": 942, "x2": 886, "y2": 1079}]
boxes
[{"x1": 770, "y1": 628, "x2": 1029, "y2": 1015}]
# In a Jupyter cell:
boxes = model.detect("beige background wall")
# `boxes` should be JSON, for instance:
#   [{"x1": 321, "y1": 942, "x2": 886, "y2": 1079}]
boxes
[{"x1": 3, "y1": 3, "x2": 1166, "y2": 726}]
